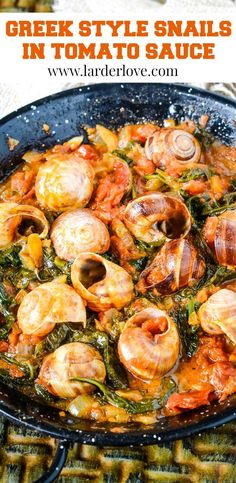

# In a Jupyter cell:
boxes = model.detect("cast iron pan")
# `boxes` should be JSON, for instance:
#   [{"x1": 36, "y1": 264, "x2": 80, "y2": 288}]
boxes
[{"x1": 0, "y1": 84, "x2": 236, "y2": 479}]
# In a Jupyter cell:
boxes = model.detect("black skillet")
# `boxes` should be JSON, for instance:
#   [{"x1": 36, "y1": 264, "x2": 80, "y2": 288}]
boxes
[{"x1": 0, "y1": 83, "x2": 236, "y2": 481}]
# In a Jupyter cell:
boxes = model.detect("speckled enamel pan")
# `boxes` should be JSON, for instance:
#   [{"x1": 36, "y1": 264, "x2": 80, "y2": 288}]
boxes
[{"x1": 0, "y1": 83, "x2": 236, "y2": 449}]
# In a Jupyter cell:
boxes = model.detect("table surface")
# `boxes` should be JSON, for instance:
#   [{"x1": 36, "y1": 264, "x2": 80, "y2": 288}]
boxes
[{"x1": 0, "y1": 416, "x2": 235, "y2": 482}]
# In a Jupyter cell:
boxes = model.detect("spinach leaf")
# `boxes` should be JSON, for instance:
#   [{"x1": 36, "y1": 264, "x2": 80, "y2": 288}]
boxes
[
  {"x1": 0, "y1": 283, "x2": 16, "y2": 340},
  {"x1": 112, "y1": 149, "x2": 133, "y2": 166},
  {"x1": 103, "y1": 250, "x2": 119, "y2": 264},
  {"x1": 35, "y1": 383, "x2": 58, "y2": 402},
  {"x1": 202, "y1": 198, "x2": 236, "y2": 216},
  {"x1": 135, "y1": 239, "x2": 164, "y2": 255},
  {"x1": 174, "y1": 265, "x2": 236, "y2": 303},
  {"x1": 183, "y1": 194, "x2": 209, "y2": 225},
  {"x1": 38, "y1": 247, "x2": 71, "y2": 282},
  {"x1": 35, "y1": 323, "x2": 72, "y2": 358},
  {"x1": 205, "y1": 265, "x2": 236, "y2": 287},
  {"x1": 171, "y1": 306, "x2": 199, "y2": 358},
  {"x1": 37, "y1": 246, "x2": 61, "y2": 281},
  {"x1": 0, "y1": 245, "x2": 22, "y2": 267},
  {"x1": 0, "y1": 353, "x2": 37, "y2": 384},
  {"x1": 130, "y1": 257, "x2": 148, "y2": 282},
  {"x1": 193, "y1": 126, "x2": 214, "y2": 150},
  {"x1": 145, "y1": 168, "x2": 180, "y2": 191},
  {"x1": 71, "y1": 377, "x2": 176, "y2": 414},
  {"x1": 179, "y1": 167, "x2": 213, "y2": 182}
]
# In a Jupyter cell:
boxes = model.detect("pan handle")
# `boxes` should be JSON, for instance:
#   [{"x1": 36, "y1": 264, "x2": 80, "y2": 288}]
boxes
[{"x1": 34, "y1": 439, "x2": 70, "y2": 483}]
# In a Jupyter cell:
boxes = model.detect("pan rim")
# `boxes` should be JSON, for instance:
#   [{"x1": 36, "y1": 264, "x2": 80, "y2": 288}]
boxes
[
  {"x1": 0, "y1": 82, "x2": 236, "y2": 445},
  {"x1": 0, "y1": 82, "x2": 236, "y2": 127}
]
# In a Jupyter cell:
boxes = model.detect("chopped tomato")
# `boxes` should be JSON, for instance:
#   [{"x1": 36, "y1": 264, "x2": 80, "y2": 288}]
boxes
[
  {"x1": 127, "y1": 143, "x2": 155, "y2": 176},
  {"x1": 131, "y1": 124, "x2": 157, "y2": 143},
  {"x1": 91, "y1": 160, "x2": 131, "y2": 223},
  {"x1": 142, "y1": 317, "x2": 167, "y2": 335},
  {"x1": 209, "y1": 362, "x2": 236, "y2": 401},
  {"x1": 8, "y1": 323, "x2": 22, "y2": 348},
  {"x1": 0, "y1": 341, "x2": 9, "y2": 352},
  {"x1": 10, "y1": 170, "x2": 35, "y2": 197},
  {"x1": 76, "y1": 144, "x2": 99, "y2": 161},
  {"x1": 0, "y1": 359, "x2": 24, "y2": 378},
  {"x1": 18, "y1": 333, "x2": 42, "y2": 347},
  {"x1": 210, "y1": 175, "x2": 229, "y2": 200},
  {"x1": 22, "y1": 186, "x2": 35, "y2": 201},
  {"x1": 176, "y1": 336, "x2": 229, "y2": 394},
  {"x1": 199, "y1": 336, "x2": 228, "y2": 364},
  {"x1": 199, "y1": 114, "x2": 209, "y2": 128},
  {"x1": 183, "y1": 179, "x2": 208, "y2": 195},
  {"x1": 167, "y1": 389, "x2": 212, "y2": 412},
  {"x1": 133, "y1": 157, "x2": 155, "y2": 176},
  {"x1": 205, "y1": 144, "x2": 236, "y2": 177}
]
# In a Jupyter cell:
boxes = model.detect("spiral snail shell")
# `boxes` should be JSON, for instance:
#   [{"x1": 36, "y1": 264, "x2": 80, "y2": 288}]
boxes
[
  {"x1": 145, "y1": 128, "x2": 201, "y2": 171},
  {"x1": 35, "y1": 152, "x2": 94, "y2": 212},
  {"x1": 51, "y1": 209, "x2": 110, "y2": 261},
  {"x1": 203, "y1": 210, "x2": 236, "y2": 267},
  {"x1": 37, "y1": 342, "x2": 106, "y2": 398},
  {"x1": 71, "y1": 252, "x2": 134, "y2": 312},
  {"x1": 198, "y1": 288, "x2": 236, "y2": 344},
  {"x1": 0, "y1": 202, "x2": 49, "y2": 249},
  {"x1": 124, "y1": 193, "x2": 192, "y2": 244},
  {"x1": 17, "y1": 281, "x2": 86, "y2": 337},
  {"x1": 136, "y1": 238, "x2": 206, "y2": 295},
  {"x1": 118, "y1": 307, "x2": 180, "y2": 381}
]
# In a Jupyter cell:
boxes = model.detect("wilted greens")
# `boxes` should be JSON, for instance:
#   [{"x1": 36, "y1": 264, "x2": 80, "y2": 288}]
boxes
[{"x1": 71, "y1": 377, "x2": 176, "y2": 414}]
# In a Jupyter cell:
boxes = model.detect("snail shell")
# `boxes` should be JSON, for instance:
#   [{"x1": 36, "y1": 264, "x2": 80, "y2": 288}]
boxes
[
  {"x1": 71, "y1": 252, "x2": 134, "y2": 312},
  {"x1": 136, "y1": 238, "x2": 206, "y2": 295},
  {"x1": 204, "y1": 210, "x2": 236, "y2": 267},
  {"x1": 37, "y1": 342, "x2": 106, "y2": 398},
  {"x1": 118, "y1": 307, "x2": 180, "y2": 381},
  {"x1": 51, "y1": 209, "x2": 110, "y2": 261},
  {"x1": 0, "y1": 202, "x2": 49, "y2": 249},
  {"x1": 198, "y1": 288, "x2": 236, "y2": 344},
  {"x1": 17, "y1": 281, "x2": 86, "y2": 337},
  {"x1": 124, "y1": 193, "x2": 191, "y2": 244},
  {"x1": 35, "y1": 152, "x2": 94, "y2": 212},
  {"x1": 145, "y1": 128, "x2": 201, "y2": 169}
]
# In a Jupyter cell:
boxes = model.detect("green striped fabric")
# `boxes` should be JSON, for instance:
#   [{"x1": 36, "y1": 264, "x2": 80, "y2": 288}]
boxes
[
  {"x1": 0, "y1": 417, "x2": 235, "y2": 482},
  {"x1": 0, "y1": 0, "x2": 53, "y2": 12}
]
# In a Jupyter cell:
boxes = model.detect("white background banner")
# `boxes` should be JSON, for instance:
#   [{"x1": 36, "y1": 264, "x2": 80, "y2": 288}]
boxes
[{"x1": 0, "y1": 12, "x2": 235, "y2": 85}]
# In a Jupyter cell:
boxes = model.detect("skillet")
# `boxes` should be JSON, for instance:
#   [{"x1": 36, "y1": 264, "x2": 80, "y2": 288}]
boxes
[{"x1": 0, "y1": 83, "x2": 236, "y2": 458}]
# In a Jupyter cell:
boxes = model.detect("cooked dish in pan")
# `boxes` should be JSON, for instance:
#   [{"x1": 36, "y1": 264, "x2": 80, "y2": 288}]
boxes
[{"x1": 0, "y1": 117, "x2": 236, "y2": 425}]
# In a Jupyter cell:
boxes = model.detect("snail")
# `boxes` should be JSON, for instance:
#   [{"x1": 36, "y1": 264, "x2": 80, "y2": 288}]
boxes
[
  {"x1": 145, "y1": 128, "x2": 201, "y2": 172},
  {"x1": 123, "y1": 193, "x2": 191, "y2": 244},
  {"x1": 118, "y1": 307, "x2": 180, "y2": 380},
  {"x1": 35, "y1": 152, "x2": 94, "y2": 212},
  {"x1": 50, "y1": 209, "x2": 110, "y2": 261},
  {"x1": 37, "y1": 342, "x2": 106, "y2": 398},
  {"x1": 17, "y1": 281, "x2": 86, "y2": 337},
  {"x1": 198, "y1": 288, "x2": 236, "y2": 344},
  {"x1": 136, "y1": 238, "x2": 206, "y2": 295},
  {"x1": 0, "y1": 202, "x2": 49, "y2": 249},
  {"x1": 71, "y1": 252, "x2": 134, "y2": 312},
  {"x1": 203, "y1": 210, "x2": 236, "y2": 267}
]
